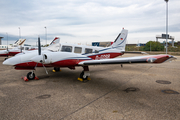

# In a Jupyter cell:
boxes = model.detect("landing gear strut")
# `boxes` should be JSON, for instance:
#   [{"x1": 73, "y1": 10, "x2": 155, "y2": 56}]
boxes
[
  {"x1": 80, "y1": 71, "x2": 88, "y2": 80},
  {"x1": 78, "y1": 66, "x2": 91, "y2": 82},
  {"x1": 27, "y1": 71, "x2": 35, "y2": 80}
]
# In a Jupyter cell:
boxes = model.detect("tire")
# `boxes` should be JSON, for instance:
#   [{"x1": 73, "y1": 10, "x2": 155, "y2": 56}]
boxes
[
  {"x1": 27, "y1": 72, "x2": 35, "y2": 80},
  {"x1": 54, "y1": 67, "x2": 60, "y2": 72},
  {"x1": 80, "y1": 71, "x2": 88, "y2": 80}
]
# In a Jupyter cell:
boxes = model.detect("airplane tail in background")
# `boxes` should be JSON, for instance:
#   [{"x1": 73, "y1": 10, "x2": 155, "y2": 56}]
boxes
[
  {"x1": 47, "y1": 37, "x2": 60, "y2": 51},
  {"x1": 111, "y1": 28, "x2": 128, "y2": 51},
  {"x1": 49, "y1": 37, "x2": 60, "y2": 45},
  {"x1": 14, "y1": 39, "x2": 26, "y2": 46}
]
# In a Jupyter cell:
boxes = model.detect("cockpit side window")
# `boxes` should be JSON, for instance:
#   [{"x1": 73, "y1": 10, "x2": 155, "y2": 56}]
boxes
[
  {"x1": 61, "y1": 45, "x2": 72, "y2": 52},
  {"x1": 85, "y1": 48, "x2": 93, "y2": 54},
  {"x1": 94, "y1": 50, "x2": 99, "y2": 53}
]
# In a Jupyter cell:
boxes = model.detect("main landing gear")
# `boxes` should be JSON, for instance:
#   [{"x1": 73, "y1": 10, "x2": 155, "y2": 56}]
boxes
[
  {"x1": 52, "y1": 67, "x2": 61, "y2": 72},
  {"x1": 77, "y1": 66, "x2": 91, "y2": 82},
  {"x1": 24, "y1": 66, "x2": 91, "y2": 82}
]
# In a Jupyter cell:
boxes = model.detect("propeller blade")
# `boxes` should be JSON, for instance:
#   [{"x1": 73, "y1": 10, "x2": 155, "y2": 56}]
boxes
[{"x1": 38, "y1": 37, "x2": 41, "y2": 55}]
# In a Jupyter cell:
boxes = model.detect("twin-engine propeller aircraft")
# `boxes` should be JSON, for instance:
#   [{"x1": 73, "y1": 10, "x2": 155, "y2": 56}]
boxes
[{"x1": 3, "y1": 28, "x2": 177, "y2": 82}]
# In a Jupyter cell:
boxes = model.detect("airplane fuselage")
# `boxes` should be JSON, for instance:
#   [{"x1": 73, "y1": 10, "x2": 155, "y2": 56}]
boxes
[{"x1": 4, "y1": 43, "x2": 124, "y2": 70}]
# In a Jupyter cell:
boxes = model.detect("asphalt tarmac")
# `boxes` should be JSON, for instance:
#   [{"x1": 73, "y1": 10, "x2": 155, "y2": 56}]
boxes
[{"x1": 0, "y1": 54, "x2": 179, "y2": 120}]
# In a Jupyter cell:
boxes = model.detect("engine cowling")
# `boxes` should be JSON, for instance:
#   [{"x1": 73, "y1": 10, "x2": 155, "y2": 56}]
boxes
[
  {"x1": 42, "y1": 54, "x2": 51, "y2": 64},
  {"x1": 30, "y1": 53, "x2": 51, "y2": 64}
]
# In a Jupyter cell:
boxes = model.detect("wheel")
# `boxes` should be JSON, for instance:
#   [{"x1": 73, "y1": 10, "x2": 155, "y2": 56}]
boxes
[
  {"x1": 80, "y1": 71, "x2": 88, "y2": 80},
  {"x1": 54, "y1": 67, "x2": 60, "y2": 72},
  {"x1": 27, "y1": 72, "x2": 35, "y2": 80}
]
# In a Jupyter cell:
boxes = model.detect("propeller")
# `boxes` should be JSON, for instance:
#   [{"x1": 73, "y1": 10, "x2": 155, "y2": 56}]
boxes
[
  {"x1": 31, "y1": 36, "x2": 48, "y2": 74},
  {"x1": 38, "y1": 37, "x2": 41, "y2": 55}
]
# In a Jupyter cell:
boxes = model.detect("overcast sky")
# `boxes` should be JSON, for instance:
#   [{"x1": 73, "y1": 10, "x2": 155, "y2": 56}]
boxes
[{"x1": 0, "y1": 0, "x2": 179, "y2": 45}]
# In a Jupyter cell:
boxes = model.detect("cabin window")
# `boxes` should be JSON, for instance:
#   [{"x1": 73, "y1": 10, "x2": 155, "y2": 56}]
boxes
[
  {"x1": 85, "y1": 48, "x2": 93, "y2": 54},
  {"x1": 94, "y1": 50, "x2": 99, "y2": 53},
  {"x1": 61, "y1": 45, "x2": 72, "y2": 52},
  {"x1": 25, "y1": 47, "x2": 29, "y2": 50},
  {"x1": 74, "y1": 47, "x2": 82, "y2": 53}
]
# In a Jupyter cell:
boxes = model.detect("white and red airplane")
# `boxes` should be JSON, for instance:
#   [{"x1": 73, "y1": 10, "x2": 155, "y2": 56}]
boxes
[
  {"x1": 0, "y1": 38, "x2": 26, "y2": 57},
  {"x1": 3, "y1": 28, "x2": 177, "y2": 81},
  {"x1": 0, "y1": 37, "x2": 60, "y2": 59}
]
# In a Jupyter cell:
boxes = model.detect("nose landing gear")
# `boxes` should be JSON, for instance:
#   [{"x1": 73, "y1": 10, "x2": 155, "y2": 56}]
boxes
[
  {"x1": 24, "y1": 71, "x2": 39, "y2": 81},
  {"x1": 27, "y1": 71, "x2": 35, "y2": 80}
]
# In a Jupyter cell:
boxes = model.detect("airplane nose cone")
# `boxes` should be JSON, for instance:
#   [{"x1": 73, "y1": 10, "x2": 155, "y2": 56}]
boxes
[{"x1": 3, "y1": 56, "x2": 21, "y2": 66}]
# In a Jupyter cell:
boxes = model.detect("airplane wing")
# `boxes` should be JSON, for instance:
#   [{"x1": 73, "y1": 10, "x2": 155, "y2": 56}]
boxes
[{"x1": 78, "y1": 54, "x2": 176, "y2": 66}]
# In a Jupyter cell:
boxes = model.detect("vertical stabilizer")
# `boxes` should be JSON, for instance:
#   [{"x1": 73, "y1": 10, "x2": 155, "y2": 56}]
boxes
[
  {"x1": 47, "y1": 37, "x2": 60, "y2": 51},
  {"x1": 49, "y1": 37, "x2": 60, "y2": 45},
  {"x1": 14, "y1": 39, "x2": 26, "y2": 46},
  {"x1": 111, "y1": 28, "x2": 128, "y2": 51}
]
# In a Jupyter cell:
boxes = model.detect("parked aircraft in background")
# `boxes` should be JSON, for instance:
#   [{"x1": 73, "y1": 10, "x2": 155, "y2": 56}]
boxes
[
  {"x1": 3, "y1": 28, "x2": 176, "y2": 82},
  {"x1": 0, "y1": 38, "x2": 26, "y2": 56},
  {"x1": 0, "y1": 37, "x2": 60, "y2": 59}
]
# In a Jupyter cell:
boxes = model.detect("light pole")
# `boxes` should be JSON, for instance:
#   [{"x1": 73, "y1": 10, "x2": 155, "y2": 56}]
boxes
[
  {"x1": 44, "y1": 26, "x2": 47, "y2": 45},
  {"x1": 19, "y1": 27, "x2": 21, "y2": 39},
  {"x1": 6, "y1": 32, "x2": 8, "y2": 50},
  {"x1": 164, "y1": 0, "x2": 169, "y2": 54},
  {"x1": 150, "y1": 41, "x2": 151, "y2": 52}
]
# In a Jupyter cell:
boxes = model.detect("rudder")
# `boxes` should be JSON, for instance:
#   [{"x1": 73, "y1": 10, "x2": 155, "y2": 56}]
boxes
[{"x1": 111, "y1": 28, "x2": 128, "y2": 51}]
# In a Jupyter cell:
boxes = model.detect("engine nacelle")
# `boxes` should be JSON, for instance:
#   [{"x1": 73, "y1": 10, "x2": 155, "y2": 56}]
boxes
[
  {"x1": 42, "y1": 54, "x2": 51, "y2": 64},
  {"x1": 30, "y1": 53, "x2": 51, "y2": 64}
]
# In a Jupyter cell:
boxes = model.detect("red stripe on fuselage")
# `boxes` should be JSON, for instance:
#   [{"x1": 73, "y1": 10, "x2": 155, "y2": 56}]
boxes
[
  {"x1": 0, "y1": 53, "x2": 9, "y2": 57},
  {"x1": 88, "y1": 53, "x2": 123, "y2": 60},
  {"x1": 14, "y1": 62, "x2": 51, "y2": 70},
  {"x1": 14, "y1": 59, "x2": 78, "y2": 69},
  {"x1": 51, "y1": 59, "x2": 78, "y2": 67}
]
